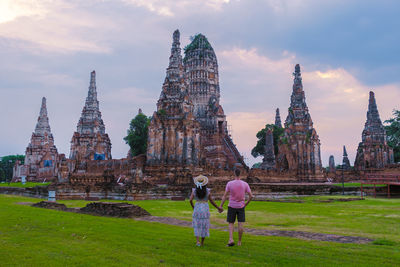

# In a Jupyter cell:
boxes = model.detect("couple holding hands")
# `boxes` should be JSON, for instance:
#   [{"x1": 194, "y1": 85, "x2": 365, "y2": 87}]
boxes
[{"x1": 189, "y1": 169, "x2": 253, "y2": 247}]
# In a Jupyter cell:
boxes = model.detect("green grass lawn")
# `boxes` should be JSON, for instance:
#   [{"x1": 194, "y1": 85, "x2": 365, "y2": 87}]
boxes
[
  {"x1": 1, "y1": 194, "x2": 399, "y2": 266},
  {"x1": 0, "y1": 182, "x2": 50, "y2": 188},
  {"x1": 333, "y1": 182, "x2": 386, "y2": 187}
]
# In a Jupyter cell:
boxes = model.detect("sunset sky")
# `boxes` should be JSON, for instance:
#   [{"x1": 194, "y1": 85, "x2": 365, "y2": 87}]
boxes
[{"x1": 0, "y1": 0, "x2": 399, "y2": 167}]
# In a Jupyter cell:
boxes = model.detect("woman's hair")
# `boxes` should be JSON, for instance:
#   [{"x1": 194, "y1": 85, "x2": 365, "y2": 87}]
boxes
[{"x1": 195, "y1": 185, "x2": 207, "y2": 199}]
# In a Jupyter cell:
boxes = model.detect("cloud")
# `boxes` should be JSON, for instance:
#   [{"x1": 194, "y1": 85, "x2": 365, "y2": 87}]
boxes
[
  {"x1": 0, "y1": 1, "x2": 116, "y2": 53},
  {"x1": 122, "y1": 0, "x2": 231, "y2": 16},
  {"x1": 0, "y1": 0, "x2": 48, "y2": 24}
]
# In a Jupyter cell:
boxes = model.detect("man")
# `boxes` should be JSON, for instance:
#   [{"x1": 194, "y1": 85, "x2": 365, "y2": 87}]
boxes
[{"x1": 219, "y1": 168, "x2": 253, "y2": 246}]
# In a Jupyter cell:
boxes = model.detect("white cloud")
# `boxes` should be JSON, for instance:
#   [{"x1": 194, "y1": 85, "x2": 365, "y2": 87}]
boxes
[
  {"x1": 122, "y1": 0, "x2": 231, "y2": 16},
  {"x1": 0, "y1": 0, "x2": 48, "y2": 24},
  {"x1": 0, "y1": 1, "x2": 116, "y2": 53}
]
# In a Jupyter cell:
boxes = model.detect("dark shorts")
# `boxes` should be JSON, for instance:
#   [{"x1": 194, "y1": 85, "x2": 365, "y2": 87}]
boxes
[{"x1": 227, "y1": 206, "x2": 245, "y2": 223}]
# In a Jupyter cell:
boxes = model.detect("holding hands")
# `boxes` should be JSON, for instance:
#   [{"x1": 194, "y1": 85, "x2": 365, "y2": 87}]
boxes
[{"x1": 218, "y1": 206, "x2": 224, "y2": 213}]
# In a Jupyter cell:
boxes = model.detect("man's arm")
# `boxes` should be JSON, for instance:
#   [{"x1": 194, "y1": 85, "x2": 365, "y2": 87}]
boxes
[
  {"x1": 245, "y1": 187, "x2": 253, "y2": 207},
  {"x1": 219, "y1": 190, "x2": 229, "y2": 209}
]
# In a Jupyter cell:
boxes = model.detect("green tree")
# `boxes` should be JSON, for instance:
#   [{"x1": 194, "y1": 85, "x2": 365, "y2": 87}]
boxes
[
  {"x1": 384, "y1": 109, "x2": 400, "y2": 162},
  {"x1": 0, "y1": 155, "x2": 24, "y2": 182},
  {"x1": 0, "y1": 168, "x2": 5, "y2": 182},
  {"x1": 124, "y1": 112, "x2": 150, "y2": 157},
  {"x1": 251, "y1": 124, "x2": 284, "y2": 158}
]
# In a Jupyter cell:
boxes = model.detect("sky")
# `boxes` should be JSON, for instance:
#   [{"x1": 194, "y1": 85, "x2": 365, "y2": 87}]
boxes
[{"x1": 0, "y1": 0, "x2": 399, "y2": 167}]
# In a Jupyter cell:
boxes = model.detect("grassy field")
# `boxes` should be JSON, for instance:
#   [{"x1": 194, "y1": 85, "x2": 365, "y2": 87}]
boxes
[
  {"x1": 1, "y1": 194, "x2": 399, "y2": 266},
  {"x1": 0, "y1": 182, "x2": 50, "y2": 188},
  {"x1": 333, "y1": 182, "x2": 386, "y2": 187}
]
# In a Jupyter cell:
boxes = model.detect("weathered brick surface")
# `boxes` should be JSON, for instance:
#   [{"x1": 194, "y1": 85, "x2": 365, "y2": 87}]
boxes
[
  {"x1": 13, "y1": 97, "x2": 58, "y2": 182},
  {"x1": 276, "y1": 64, "x2": 324, "y2": 180},
  {"x1": 354, "y1": 91, "x2": 394, "y2": 170},
  {"x1": 69, "y1": 71, "x2": 112, "y2": 162}
]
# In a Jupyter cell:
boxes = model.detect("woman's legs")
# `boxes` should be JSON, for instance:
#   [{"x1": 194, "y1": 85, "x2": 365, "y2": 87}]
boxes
[
  {"x1": 196, "y1": 236, "x2": 200, "y2": 245},
  {"x1": 201, "y1": 237, "x2": 205, "y2": 246}
]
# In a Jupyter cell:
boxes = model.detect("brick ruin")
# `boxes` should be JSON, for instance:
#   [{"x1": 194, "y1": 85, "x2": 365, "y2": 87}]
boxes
[
  {"x1": 342, "y1": 146, "x2": 351, "y2": 170},
  {"x1": 354, "y1": 91, "x2": 394, "y2": 170},
  {"x1": 259, "y1": 127, "x2": 276, "y2": 170},
  {"x1": 69, "y1": 71, "x2": 112, "y2": 161},
  {"x1": 146, "y1": 30, "x2": 201, "y2": 168},
  {"x1": 14, "y1": 30, "x2": 246, "y2": 196},
  {"x1": 328, "y1": 155, "x2": 336, "y2": 174},
  {"x1": 251, "y1": 64, "x2": 324, "y2": 182},
  {"x1": 183, "y1": 33, "x2": 246, "y2": 170},
  {"x1": 276, "y1": 64, "x2": 323, "y2": 180},
  {"x1": 11, "y1": 31, "x2": 399, "y2": 199},
  {"x1": 145, "y1": 30, "x2": 202, "y2": 185},
  {"x1": 13, "y1": 97, "x2": 59, "y2": 182}
]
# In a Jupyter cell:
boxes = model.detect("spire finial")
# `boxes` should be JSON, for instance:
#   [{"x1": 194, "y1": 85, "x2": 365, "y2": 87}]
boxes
[
  {"x1": 293, "y1": 64, "x2": 302, "y2": 88},
  {"x1": 366, "y1": 90, "x2": 382, "y2": 126},
  {"x1": 166, "y1": 29, "x2": 183, "y2": 82},
  {"x1": 275, "y1": 108, "x2": 282, "y2": 128},
  {"x1": 173, "y1": 29, "x2": 180, "y2": 43},
  {"x1": 34, "y1": 97, "x2": 51, "y2": 135},
  {"x1": 87, "y1": 70, "x2": 98, "y2": 104},
  {"x1": 342, "y1": 145, "x2": 351, "y2": 169},
  {"x1": 90, "y1": 70, "x2": 96, "y2": 87},
  {"x1": 171, "y1": 29, "x2": 181, "y2": 54},
  {"x1": 40, "y1": 97, "x2": 47, "y2": 117}
]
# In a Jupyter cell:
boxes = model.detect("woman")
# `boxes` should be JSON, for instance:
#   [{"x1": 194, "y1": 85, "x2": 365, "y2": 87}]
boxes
[{"x1": 189, "y1": 175, "x2": 222, "y2": 246}]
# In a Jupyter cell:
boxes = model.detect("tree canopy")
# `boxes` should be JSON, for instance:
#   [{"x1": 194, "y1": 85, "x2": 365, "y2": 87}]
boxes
[
  {"x1": 251, "y1": 124, "x2": 284, "y2": 158},
  {"x1": 124, "y1": 113, "x2": 150, "y2": 157},
  {"x1": 0, "y1": 155, "x2": 24, "y2": 182},
  {"x1": 384, "y1": 109, "x2": 400, "y2": 162}
]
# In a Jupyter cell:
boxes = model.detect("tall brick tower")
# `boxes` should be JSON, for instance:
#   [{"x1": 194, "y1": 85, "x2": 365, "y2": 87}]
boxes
[
  {"x1": 276, "y1": 64, "x2": 323, "y2": 179},
  {"x1": 183, "y1": 33, "x2": 246, "y2": 169},
  {"x1": 69, "y1": 71, "x2": 112, "y2": 161},
  {"x1": 354, "y1": 91, "x2": 394, "y2": 170}
]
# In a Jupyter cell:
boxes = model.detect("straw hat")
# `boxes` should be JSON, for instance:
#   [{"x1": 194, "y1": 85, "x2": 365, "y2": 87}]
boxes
[{"x1": 193, "y1": 175, "x2": 208, "y2": 188}]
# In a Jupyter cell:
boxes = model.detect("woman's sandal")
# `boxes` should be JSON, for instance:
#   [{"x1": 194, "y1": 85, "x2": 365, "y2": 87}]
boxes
[{"x1": 227, "y1": 242, "x2": 235, "y2": 247}]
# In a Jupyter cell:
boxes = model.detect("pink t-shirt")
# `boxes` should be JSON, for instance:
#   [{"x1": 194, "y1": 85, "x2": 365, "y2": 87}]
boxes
[{"x1": 225, "y1": 180, "x2": 251, "y2": 208}]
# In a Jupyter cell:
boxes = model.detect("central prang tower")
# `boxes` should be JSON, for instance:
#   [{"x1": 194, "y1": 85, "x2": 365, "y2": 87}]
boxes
[
  {"x1": 146, "y1": 30, "x2": 201, "y2": 166},
  {"x1": 183, "y1": 33, "x2": 246, "y2": 169}
]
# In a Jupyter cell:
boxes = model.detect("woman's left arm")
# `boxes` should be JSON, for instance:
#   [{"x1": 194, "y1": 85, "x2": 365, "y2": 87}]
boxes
[{"x1": 189, "y1": 191, "x2": 195, "y2": 209}]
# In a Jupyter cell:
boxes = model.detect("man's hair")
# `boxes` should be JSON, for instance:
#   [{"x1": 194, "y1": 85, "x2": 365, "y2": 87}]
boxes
[{"x1": 234, "y1": 168, "x2": 241, "y2": 177}]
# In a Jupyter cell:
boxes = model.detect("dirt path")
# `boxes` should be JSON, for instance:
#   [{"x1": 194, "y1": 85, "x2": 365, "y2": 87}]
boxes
[{"x1": 135, "y1": 216, "x2": 373, "y2": 244}]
